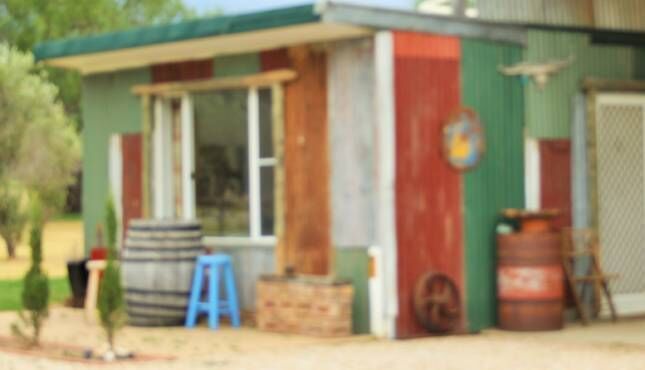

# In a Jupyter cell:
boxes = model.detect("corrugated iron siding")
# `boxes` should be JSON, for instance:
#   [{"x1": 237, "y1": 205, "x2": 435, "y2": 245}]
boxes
[
  {"x1": 461, "y1": 39, "x2": 525, "y2": 331},
  {"x1": 393, "y1": 32, "x2": 464, "y2": 338},
  {"x1": 525, "y1": 30, "x2": 635, "y2": 139},
  {"x1": 478, "y1": 0, "x2": 593, "y2": 26},
  {"x1": 594, "y1": 0, "x2": 645, "y2": 31}
]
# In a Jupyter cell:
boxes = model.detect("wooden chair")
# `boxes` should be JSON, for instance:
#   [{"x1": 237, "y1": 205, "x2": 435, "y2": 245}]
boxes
[{"x1": 561, "y1": 228, "x2": 618, "y2": 324}]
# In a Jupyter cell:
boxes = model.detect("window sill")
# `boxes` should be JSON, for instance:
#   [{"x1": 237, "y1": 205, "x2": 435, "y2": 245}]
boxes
[{"x1": 202, "y1": 236, "x2": 276, "y2": 248}]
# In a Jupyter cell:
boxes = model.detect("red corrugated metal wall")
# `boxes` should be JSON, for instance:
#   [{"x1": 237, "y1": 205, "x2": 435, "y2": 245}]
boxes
[
  {"x1": 151, "y1": 59, "x2": 213, "y2": 83},
  {"x1": 393, "y1": 32, "x2": 465, "y2": 338},
  {"x1": 121, "y1": 134, "x2": 143, "y2": 235},
  {"x1": 540, "y1": 140, "x2": 572, "y2": 230}
]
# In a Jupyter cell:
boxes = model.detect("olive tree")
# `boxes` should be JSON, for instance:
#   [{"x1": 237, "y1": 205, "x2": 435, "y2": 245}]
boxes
[{"x1": 0, "y1": 43, "x2": 80, "y2": 258}]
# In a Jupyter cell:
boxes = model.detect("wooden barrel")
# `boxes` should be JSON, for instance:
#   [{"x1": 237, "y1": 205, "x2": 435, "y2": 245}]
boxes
[
  {"x1": 122, "y1": 219, "x2": 204, "y2": 326},
  {"x1": 497, "y1": 232, "x2": 563, "y2": 331}
]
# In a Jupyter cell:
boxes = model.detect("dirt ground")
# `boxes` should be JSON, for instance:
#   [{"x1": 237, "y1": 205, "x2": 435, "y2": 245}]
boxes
[
  {"x1": 0, "y1": 221, "x2": 84, "y2": 280},
  {"x1": 1, "y1": 307, "x2": 645, "y2": 370}
]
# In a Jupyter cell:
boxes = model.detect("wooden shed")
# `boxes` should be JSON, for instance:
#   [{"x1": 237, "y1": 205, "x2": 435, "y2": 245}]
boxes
[{"x1": 34, "y1": 1, "x2": 645, "y2": 338}]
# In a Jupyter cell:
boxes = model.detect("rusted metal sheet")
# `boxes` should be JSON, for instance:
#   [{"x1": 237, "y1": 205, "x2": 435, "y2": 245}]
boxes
[
  {"x1": 260, "y1": 49, "x2": 291, "y2": 72},
  {"x1": 393, "y1": 31, "x2": 464, "y2": 338},
  {"x1": 151, "y1": 59, "x2": 213, "y2": 83},
  {"x1": 283, "y1": 45, "x2": 330, "y2": 275},
  {"x1": 121, "y1": 133, "x2": 143, "y2": 234},
  {"x1": 539, "y1": 139, "x2": 572, "y2": 231},
  {"x1": 327, "y1": 38, "x2": 376, "y2": 248}
]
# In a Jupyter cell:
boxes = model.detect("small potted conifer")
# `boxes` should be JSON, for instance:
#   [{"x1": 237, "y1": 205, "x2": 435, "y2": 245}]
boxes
[
  {"x1": 11, "y1": 199, "x2": 49, "y2": 347},
  {"x1": 97, "y1": 196, "x2": 128, "y2": 361}
]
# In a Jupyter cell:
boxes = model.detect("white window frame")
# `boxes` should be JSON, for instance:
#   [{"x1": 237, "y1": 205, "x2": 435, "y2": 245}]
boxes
[{"x1": 185, "y1": 87, "x2": 276, "y2": 247}]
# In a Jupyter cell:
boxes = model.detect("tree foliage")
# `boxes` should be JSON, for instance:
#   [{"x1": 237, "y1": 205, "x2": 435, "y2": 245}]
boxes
[
  {"x1": 0, "y1": 43, "x2": 80, "y2": 258},
  {"x1": 0, "y1": 0, "x2": 195, "y2": 130},
  {"x1": 11, "y1": 199, "x2": 49, "y2": 347},
  {"x1": 98, "y1": 196, "x2": 126, "y2": 351}
]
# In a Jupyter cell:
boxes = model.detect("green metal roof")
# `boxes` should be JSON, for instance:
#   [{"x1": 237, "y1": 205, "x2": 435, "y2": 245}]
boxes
[{"x1": 34, "y1": 4, "x2": 318, "y2": 61}]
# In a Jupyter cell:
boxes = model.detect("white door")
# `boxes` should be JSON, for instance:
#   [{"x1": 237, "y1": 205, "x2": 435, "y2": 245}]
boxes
[{"x1": 595, "y1": 93, "x2": 645, "y2": 316}]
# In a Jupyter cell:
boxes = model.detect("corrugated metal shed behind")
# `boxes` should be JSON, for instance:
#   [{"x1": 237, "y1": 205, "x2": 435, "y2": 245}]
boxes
[
  {"x1": 478, "y1": 0, "x2": 593, "y2": 27},
  {"x1": 594, "y1": 0, "x2": 645, "y2": 31},
  {"x1": 524, "y1": 30, "x2": 635, "y2": 139},
  {"x1": 461, "y1": 39, "x2": 525, "y2": 331}
]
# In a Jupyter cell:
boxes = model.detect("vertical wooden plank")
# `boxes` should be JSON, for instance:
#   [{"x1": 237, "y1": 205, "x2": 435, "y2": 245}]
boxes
[
  {"x1": 539, "y1": 140, "x2": 572, "y2": 230},
  {"x1": 121, "y1": 134, "x2": 143, "y2": 233},
  {"x1": 283, "y1": 45, "x2": 330, "y2": 276},
  {"x1": 393, "y1": 32, "x2": 464, "y2": 338},
  {"x1": 272, "y1": 83, "x2": 286, "y2": 273},
  {"x1": 141, "y1": 95, "x2": 151, "y2": 218}
]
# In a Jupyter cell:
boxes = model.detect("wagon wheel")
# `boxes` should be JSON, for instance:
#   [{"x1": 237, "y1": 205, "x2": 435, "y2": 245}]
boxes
[{"x1": 413, "y1": 272, "x2": 462, "y2": 333}]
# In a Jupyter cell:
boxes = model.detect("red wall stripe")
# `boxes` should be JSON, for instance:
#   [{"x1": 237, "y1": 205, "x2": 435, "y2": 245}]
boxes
[
  {"x1": 394, "y1": 31, "x2": 464, "y2": 338},
  {"x1": 539, "y1": 140, "x2": 572, "y2": 231}
]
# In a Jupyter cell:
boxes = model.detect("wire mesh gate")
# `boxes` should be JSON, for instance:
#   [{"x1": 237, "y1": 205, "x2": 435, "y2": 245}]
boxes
[{"x1": 594, "y1": 93, "x2": 645, "y2": 316}]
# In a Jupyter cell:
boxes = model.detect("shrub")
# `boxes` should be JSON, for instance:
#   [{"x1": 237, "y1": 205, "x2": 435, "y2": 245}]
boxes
[
  {"x1": 97, "y1": 196, "x2": 126, "y2": 351},
  {"x1": 11, "y1": 199, "x2": 49, "y2": 347}
]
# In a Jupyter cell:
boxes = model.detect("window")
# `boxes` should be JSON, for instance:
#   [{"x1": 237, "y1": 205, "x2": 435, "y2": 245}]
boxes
[{"x1": 192, "y1": 88, "x2": 275, "y2": 238}]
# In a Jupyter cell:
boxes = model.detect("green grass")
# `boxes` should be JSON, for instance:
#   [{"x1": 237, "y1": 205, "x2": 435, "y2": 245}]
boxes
[
  {"x1": 53, "y1": 213, "x2": 82, "y2": 222},
  {"x1": 0, "y1": 277, "x2": 70, "y2": 311}
]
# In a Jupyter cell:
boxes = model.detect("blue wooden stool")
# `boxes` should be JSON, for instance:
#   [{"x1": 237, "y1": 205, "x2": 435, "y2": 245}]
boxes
[{"x1": 185, "y1": 254, "x2": 241, "y2": 329}]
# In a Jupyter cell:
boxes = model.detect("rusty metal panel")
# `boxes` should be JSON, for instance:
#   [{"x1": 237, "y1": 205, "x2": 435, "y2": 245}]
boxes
[
  {"x1": 151, "y1": 59, "x2": 213, "y2": 83},
  {"x1": 525, "y1": 30, "x2": 635, "y2": 139},
  {"x1": 539, "y1": 140, "x2": 572, "y2": 230},
  {"x1": 283, "y1": 45, "x2": 331, "y2": 275},
  {"x1": 327, "y1": 38, "x2": 376, "y2": 248},
  {"x1": 121, "y1": 134, "x2": 143, "y2": 234},
  {"x1": 393, "y1": 31, "x2": 464, "y2": 338}
]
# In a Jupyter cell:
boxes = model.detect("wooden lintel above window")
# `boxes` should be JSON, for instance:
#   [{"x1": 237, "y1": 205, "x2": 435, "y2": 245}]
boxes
[{"x1": 132, "y1": 69, "x2": 297, "y2": 96}]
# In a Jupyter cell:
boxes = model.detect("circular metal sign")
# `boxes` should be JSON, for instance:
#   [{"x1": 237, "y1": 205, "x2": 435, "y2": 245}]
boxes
[{"x1": 442, "y1": 108, "x2": 485, "y2": 171}]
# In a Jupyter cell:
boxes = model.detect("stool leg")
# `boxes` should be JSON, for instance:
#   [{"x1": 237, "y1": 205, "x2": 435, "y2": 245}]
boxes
[
  {"x1": 185, "y1": 264, "x2": 204, "y2": 328},
  {"x1": 208, "y1": 266, "x2": 221, "y2": 330},
  {"x1": 225, "y1": 264, "x2": 241, "y2": 328}
]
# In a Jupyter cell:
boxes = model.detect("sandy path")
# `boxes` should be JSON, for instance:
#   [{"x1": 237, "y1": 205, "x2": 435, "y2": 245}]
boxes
[
  {"x1": 1, "y1": 308, "x2": 645, "y2": 370},
  {"x1": 0, "y1": 221, "x2": 84, "y2": 280}
]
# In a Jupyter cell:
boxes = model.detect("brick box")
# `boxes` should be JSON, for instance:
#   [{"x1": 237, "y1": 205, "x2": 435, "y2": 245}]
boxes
[{"x1": 256, "y1": 275, "x2": 354, "y2": 337}]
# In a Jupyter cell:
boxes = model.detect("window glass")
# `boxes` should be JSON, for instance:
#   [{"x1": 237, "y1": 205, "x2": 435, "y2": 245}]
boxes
[
  {"x1": 260, "y1": 166, "x2": 275, "y2": 236},
  {"x1": 259, "y1": 88, "x2": 274, "y2": 159},
  {"x1": 193, "y1": 89, "x2": 249, "y2": 236}
]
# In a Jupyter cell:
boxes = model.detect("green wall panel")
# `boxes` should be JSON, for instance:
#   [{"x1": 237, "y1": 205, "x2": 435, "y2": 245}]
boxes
[
  {"x1": 213, "y1": 53, "x2": 260, "y2": 77},
  {"x1": 461, "y1": 40, "x2": 526, "y2": 331},
  {"x1": 81, "y1": 68, "x2": 150, "y2": 251},
  {"x1": 525, "y1": 30, "x2": 634, "y2": 139},
  {"x1": 335, "y1": 248, "x2": 370, "y2": 334}
]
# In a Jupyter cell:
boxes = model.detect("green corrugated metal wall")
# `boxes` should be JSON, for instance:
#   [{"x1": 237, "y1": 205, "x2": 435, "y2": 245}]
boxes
[
  {"x1": 335, "y1": 248, "x2": 370, "y2": 334},
  {"x1": 81, "y1": 68, "x2": 150, "y2": 251},
  {"x1": 525, "y1": 30, "x2": 635, "y2": 139},
  {"x1": 461, "y1": 39, "x2": 526, "y2": 331},
  {"x1": 214, "y1": 53, "x2": 260, "y2": 77}
]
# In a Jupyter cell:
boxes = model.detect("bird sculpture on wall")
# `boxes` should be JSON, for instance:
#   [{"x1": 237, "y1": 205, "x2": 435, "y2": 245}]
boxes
[{"x1": 499, "y1": 55, "x2": 575, "y2": 89}]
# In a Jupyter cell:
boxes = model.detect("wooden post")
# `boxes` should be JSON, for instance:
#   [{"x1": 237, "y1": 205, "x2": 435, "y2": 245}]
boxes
[
  {"x1": 272, "y1": 83, "x2": 287, "y2": 274},
  {"x1": 141, "y1": 95, "x2": 151, "y2": 218}
]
